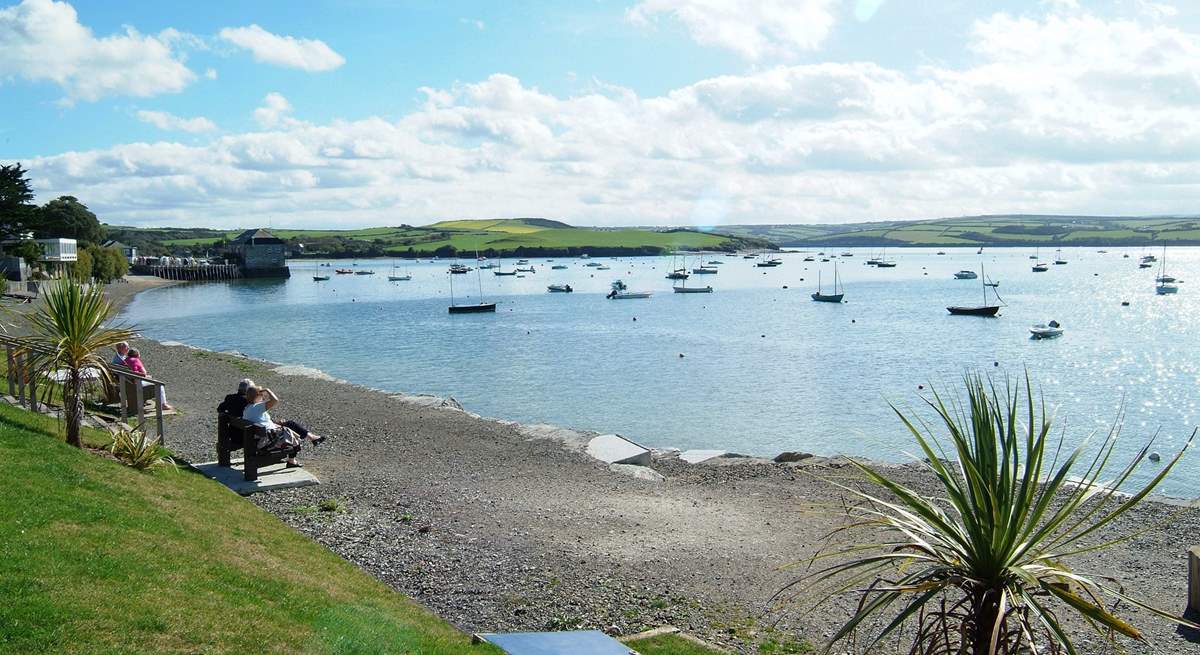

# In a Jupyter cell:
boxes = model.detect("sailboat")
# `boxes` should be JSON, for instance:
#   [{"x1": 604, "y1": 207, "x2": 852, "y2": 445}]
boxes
[
  {"x1": 388, "y1": 260, "x2": 411, "y2": 281},
  {"x1": 665, "y1": 252, "x2": 689, "y2": 279},
  {"x1": 947, "y1": 265, "x2": 1004, "y2": 316},
  {"x1": 811, "y1": 263, "x2": 844, "y2": 303},
  {"x1": 1031, "y1": 247, "x2": 1048, "y2": 272},
  {"x1": 1053, "y1": 248, "x2": 1067, "y2": 265},
  {"x1": 449, "y1": 261, "x2": 496, "y2": 313},
  {"x1": 1156, "y1": 244, "x2": 1178, "y2": 294},
  {"x1": 493, "y1": 257, "x2": 517, "y2": 276}
]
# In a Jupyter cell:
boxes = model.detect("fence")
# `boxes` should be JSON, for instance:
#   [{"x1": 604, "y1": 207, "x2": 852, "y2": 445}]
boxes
[
  {"x1": 134, "y1": 264, "x2": 241, "y2": 281},
  {"x1": 0, "y1": 335, "x2": 167, "y2": 443}
]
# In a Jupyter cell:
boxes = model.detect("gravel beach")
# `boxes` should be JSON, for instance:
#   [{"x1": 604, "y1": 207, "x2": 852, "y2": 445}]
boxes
[{"x1": 113, "y1": 279, "x2": 1200, "y2": 654}]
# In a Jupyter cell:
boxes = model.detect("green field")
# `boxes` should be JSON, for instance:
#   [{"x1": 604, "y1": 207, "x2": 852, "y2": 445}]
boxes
[
  {"x1": 109, "y1": 218, "x2": 768, "y2": 258},
  {"x1": 720, "y1": 215, "x2": 1200, "y2": 247}
]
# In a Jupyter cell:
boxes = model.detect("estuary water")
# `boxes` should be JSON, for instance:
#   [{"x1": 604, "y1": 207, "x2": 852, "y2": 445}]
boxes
[{"x1": 122, "y1": 247, "x2": 1200, "y2": 496}]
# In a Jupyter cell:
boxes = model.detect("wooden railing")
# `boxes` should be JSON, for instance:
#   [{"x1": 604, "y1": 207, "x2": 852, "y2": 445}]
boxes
[{"x1": 0, "y1": 336, "x2": 167, "y2": 443}]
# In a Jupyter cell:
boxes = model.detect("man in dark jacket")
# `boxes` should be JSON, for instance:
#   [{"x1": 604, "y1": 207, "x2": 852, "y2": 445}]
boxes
[{"x1": 217, "y1": 378, "x2": 253, "y2": 416}]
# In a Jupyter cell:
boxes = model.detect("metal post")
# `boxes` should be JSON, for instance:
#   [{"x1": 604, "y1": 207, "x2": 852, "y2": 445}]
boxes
[
  {"x1": 134, "y1": 381, "x2": 145, "y2": 430},
  {"x1": 117, "y1": 372, "x2": 128, "y2": 423},
  {"x1": 154, "y1": 384, "x2": 165, "y2": 444},
  {"x1": 5, "y1": 344, "x2": 15, "y2": 397}
]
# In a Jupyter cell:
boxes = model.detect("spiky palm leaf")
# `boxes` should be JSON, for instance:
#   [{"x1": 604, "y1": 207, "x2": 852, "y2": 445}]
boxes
[
  {"x1": 20, "y1": 279, "x2": 137, "y2": 447},
  {"x1": 779, "y1": 372, "x2": 1194, "y2": 655}
]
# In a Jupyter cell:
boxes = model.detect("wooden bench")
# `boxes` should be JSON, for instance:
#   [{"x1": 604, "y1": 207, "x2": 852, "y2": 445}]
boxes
[{"x1": 217, "y1": 413, "x2": 299, "y2": 482}]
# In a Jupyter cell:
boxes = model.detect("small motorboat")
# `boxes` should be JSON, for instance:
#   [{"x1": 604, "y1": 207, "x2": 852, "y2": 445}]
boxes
[
  {"x1": 1030, "y1": 320, "x2": 1063, "y2": 339},
  {"x1": 707, "y1": 260, "x2": 724, "y2": 265},
  {"x1": 673, "y1": 285, "x2": 712, "y2": 293},
  {"x1": 449, "y1": 265, "x2": 471, "y2": 274},
  {"x1": 936, "y1": 251, "x2": 946, "y2": 255},
  {"x1": 1032, "y1": 263, "x2": 1049, "y2": 272},
  {"x1": 517, "y1": 259, "x2": 530, "y2": 265},
  {"x1": 692, "y1": 266, "x2": 718, "y2": 274},
  {"x1": 1157, "y1": 275, "x2": 1177, "y2": 284},
  {"x1": 875, "y1": 260, "x2": 896, "y2": 268},
  {"x1": 479, "y1": 263, "x2": 497, "y2": 269},
  {"x1": 841, "y1": 252, "x2": 853, "y2": 257},
  {"x1": 313, "y1": 275, "x2": 330, "y2": 281},
  {"x1": 596, "y1": 265, "x2": 611, "y2": 270},
  {"x1": 516, "y1": 266, "x2": 536, "y2": 273},
  {"x1": 803, "y1": 256, "x2": 815, "y2": 262},
  {"x1": 494, "y1": 270, "x2": 517, "y2": 276},
  {"x1": 335, "y1": 268, "x2": 354, "y2": 274},
  {"x1": 547, "y1": 284, "x2": 573, "y2": 293},
  {"x1": 551, "y1": 265, "x2": 568, "y2": 270},
  {"x1": 954, "y1": 270, "x2": 978, "y2": 280},
  {"x1": 584, "y1": 262, "x2": 602, "y2": 267},
  {"x1": 608, "y1": 291, "x2": 651, "y2": 299},
  {"x1": 355, "y1": 270, "x2": 375, "y2": 275},
  {"x1": 666, "y1": 271, "x2": 690, "y2": 279},
  {"x1": 388, "y1": 274, "x2": 412, "y2": 281}
]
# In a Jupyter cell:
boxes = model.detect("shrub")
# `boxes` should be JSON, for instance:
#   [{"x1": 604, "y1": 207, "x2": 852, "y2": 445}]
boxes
[{"x1": 109, "y1": 427, "x2": 174, "y2": 471}]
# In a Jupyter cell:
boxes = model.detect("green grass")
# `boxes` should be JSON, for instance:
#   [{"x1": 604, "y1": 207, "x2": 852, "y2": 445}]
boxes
[
  {"x1": 626, "y1": 633, "x2": 728, "y2": 654},
  {"x1": 0, "y1": 402, "x2": 499, "y2": 655}
]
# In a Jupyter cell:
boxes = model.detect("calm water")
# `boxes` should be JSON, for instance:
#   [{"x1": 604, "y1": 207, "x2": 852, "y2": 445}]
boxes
[{"x1": 122, "y1": 248, "x2": 1200, "y2": 496}]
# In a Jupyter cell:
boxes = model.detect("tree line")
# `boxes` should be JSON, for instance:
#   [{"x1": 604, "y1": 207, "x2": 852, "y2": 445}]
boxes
[{"x1": 0, "y1": 163, "x2": 126, "y2": 282}]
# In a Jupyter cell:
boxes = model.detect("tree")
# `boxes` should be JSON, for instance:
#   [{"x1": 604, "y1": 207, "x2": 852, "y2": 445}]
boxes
[
  {"x1": 786, "y1": 373, "x2": 1195, "y2": 655},
  {"x1": 22, "y1": 279, "x2": 136, "y2": 448},
  {"x1": 0, "y1": 163, "x2": 38, "y2": 241},
  {"x1": 73, "y1": 246, "x2": 93, "y2": 281},
  {"x1": 37, "y1": 196, "x2": 106, "y2": 245},
  {"x1": 11, "y1": 240, "x2": 42, "y2": 269}
]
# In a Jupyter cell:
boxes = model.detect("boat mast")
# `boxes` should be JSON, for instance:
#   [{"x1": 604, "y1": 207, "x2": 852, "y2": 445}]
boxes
[{"x1": 476, "y1": 250, "x2": 486, "y2": 304}]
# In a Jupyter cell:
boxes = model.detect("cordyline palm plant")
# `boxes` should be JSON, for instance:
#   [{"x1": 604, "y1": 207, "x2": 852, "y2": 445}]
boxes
[
  {"x1": 22, "y1": 278, "x2": 136, "y2": 448},
  {"x1": 780, "y1": 372, "x2": 1194, "y2": 655}
]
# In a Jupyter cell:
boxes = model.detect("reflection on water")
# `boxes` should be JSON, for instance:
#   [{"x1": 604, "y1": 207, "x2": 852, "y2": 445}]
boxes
[{"x1": 123, "y1": 247, "x2": 1200, "y2": 496}]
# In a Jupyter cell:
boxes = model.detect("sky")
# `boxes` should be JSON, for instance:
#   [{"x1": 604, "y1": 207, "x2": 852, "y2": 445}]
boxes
[{"x1": 2, "y1": 0, "x2": 1199, "y2": 229}]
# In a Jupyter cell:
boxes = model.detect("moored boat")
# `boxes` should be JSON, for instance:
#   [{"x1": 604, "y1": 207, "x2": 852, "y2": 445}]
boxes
[
  {"x1": 947, "y1": 264, "x2": 1004, "y2": 316},
  {"x1": 547, "y1": 284, "x2": 573, "y2": 293},
  {"x1": 313, "y1": 275, "x2": 330, "y2": 281},
  {"x1": 811, "y1": 263, "x2": 844, "y2": 303},
  {"x1": 1030, "y1": 320, "x2": 1063, "y2": 339},
  {"x1": 673, "y1": 285, "x2": 712, "y2": 293},
  {"x1": 954, "y1": 270, "x2": 978, "y2": 279}
]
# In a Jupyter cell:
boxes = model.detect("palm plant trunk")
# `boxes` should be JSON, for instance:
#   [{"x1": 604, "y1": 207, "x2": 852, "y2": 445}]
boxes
[
  {"x1": 64, "y1": 369, "x2": 83, "y2": 448},
  {"x1": 973, "y1": 588, "x2": 1003, "y2": 655}
]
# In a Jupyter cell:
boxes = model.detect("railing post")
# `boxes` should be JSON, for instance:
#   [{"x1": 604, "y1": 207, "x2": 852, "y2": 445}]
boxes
[
  {"x1": 5, "y1": 344, "x2": 15, "y2": 398},
  {"x1": 135, "y1": 381, "x2": 145, "y2": 430},
  {"x1": 154, "y1": 387, "x2": 165, "y2": 444},
  {"x1": 27, "y1": 368, "x2": 37, "y2": 412},
  {"x1": 14, "y1": 352, "x2": 25, "y2": 407}
]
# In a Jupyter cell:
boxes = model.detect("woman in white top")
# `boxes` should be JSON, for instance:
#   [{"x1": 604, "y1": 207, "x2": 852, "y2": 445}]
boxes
[{"x1": 242, "y1": 385, "x2": 325, "y2": 468}]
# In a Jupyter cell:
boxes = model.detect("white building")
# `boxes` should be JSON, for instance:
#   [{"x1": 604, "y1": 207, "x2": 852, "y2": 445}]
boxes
[{"x1": 37, "y1": 238, "x2": 77, "y2": 277}]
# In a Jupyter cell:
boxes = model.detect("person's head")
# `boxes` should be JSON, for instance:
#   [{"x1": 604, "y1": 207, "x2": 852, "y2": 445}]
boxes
[
  {"x1": 127, "y1": 348, "x2": 140, "y2": 360},
  {"x1": 237, "y1": 378, "x2": 253, "y2": 394},
  {"x1": 116, "y1": 342, "x2": 129, "y2": 356},
  {"x1": 243, "y1": 383, "x2": 259, "y2": 401}
]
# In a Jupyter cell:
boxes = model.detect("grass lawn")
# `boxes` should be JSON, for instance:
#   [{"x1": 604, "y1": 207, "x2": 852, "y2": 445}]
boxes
[
  {"x1": 626, "y1": 633, "x2": 729, "y2": 654},
  {"x1": 0, "y1": 402, "x2": 500, "y2": 655}
]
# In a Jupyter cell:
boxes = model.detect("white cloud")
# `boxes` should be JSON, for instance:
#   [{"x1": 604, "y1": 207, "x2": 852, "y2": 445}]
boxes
[
  {"x1": 0, "y1": 0, "x2": 195, "y2": 103},
  {"x1": 459, "y1": 18, "x2": 486, "y2": 31},
  {"x1": 14, "y1": 8, "x2": 1200, "y2": 228},
  {"x1": 627, "y1": 0, "x2": 838, "y2": 61},
  {"x1": 204, "y1": 68, "x2": 218, "y2": 80},
  {"x1": 136, "y1": 110, "x2": 217, "y2": 133},
  {"x1": 218, "y1": 24, "x2": 344, "y2": 72},
  {"x1": 253, "y1": 92, "x2": 299, "y2": 129}
]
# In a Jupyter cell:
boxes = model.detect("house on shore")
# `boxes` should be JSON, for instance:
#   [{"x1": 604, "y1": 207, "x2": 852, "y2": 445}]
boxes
[
  {"x1": 37, "y1": 238, "x2": 78, "y2": 278},
  {"x1": 102, "y1": 240, "x2": 137, "y2": 262},
  {"x1": 227, "y1": 228, "x2": 291, "y2": 278}
]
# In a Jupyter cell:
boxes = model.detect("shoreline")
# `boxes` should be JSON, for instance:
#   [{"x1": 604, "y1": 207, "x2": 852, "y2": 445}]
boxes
[{"x1": 112, "y1": 277, "x2": 1200, "y2": 507}]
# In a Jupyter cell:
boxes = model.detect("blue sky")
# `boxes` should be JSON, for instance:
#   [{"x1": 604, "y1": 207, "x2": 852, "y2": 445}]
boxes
[{"x1": 2, "y1": 0, "x2": 1199, "y2": 228}]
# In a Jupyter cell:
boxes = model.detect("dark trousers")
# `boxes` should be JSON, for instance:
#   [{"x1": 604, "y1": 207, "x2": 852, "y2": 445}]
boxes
[{"x1": 280, "y1": 420, "x2": 309, "y2": 439}]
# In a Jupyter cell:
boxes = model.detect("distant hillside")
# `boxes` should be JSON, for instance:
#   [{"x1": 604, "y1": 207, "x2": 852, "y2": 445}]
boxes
[
  {"x1": 107, "y1": 218, "x2": 772, "y2": 258},
  {"x1": 721, "y1": 215, "x2": 1200, "y2": 247}
]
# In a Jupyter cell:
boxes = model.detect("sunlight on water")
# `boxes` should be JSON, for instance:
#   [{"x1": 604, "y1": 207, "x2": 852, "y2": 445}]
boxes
[{"x1": 122, "y1": 247, "x2": 1200, "y2": 496}]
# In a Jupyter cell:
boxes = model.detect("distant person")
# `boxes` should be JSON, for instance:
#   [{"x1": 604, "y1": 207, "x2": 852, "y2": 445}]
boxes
[
  {"x1": 242, "y1": 384, "x2": 325, "y2": 468},
  {"x1": 217, "y1": 378, "x2": 253, "y2": 417},
  {"x1": 112, "y1": 342, "x2": 129, "y2": 367},
  {"x1": 124, "y1": 348, "x2": 173, "y2": 411}
]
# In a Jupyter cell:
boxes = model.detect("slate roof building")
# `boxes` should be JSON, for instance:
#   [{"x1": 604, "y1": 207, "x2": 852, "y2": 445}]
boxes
[{"x1": 227, "y1": 228, "x2": 291, "y2": 278}]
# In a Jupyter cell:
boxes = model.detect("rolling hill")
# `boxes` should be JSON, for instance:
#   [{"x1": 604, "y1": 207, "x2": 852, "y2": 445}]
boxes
[{"x1": 106, "y1": 218, "x2": 770, "y2": 258}]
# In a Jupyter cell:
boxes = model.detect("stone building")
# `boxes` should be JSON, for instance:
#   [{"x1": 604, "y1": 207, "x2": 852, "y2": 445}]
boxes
[{"x1": 227, "y1": 228, "x2": 291, "y2": 278}]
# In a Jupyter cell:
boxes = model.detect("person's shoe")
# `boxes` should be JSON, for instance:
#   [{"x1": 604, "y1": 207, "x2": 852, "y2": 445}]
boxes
[
  {"x1": 286, "y1": 461, "x2": 303, "y2": 469},
  {"x1": 311, "y1": 435, "x2": 326, "y2": 446}
]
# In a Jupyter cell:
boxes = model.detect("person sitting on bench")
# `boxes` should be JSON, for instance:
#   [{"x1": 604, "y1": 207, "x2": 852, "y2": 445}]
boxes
[
  {"x1": 217, "y1": 378, "x2": 254, "y2": 417},
  {"x1": 242, "y1": 384, "x2": 325, "y2": 468},
  {"x1": 125, "y1": 348, "x2": 173, "y2": 411}
]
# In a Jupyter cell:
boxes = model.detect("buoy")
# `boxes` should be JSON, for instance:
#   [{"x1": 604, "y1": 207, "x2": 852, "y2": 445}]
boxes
[
  {"x1": 633, "y1": 317, "x2": 637, "y2": 321},
  {"x1": 679, "y1": 353, "x2": 684, "y2": 358},
  {"x1": 918, "y1": 384, "x2": 924, "y2": 390},
  {"x1": 1121, "y1": 301, "x2": 1130, "y2": 306},
  {"x1": 994, "y1": 361, "x2": 999, "y2": 367},
  {"x1": 761, "y1": 334, "x2": 766, "y2": 338},
  {"x1": 851, "y1": 319, "x2": 855, "y2": 323},
  {"x1": 782, "y1": 285, "x2": 788, "y2": 289},
  {"x1": 1149, "y1": 452, "x2": 1161, "y2": 462}
]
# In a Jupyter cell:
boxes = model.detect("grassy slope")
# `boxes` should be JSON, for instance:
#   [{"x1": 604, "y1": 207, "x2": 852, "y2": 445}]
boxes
[
  {"x1": 141, "y1": 219, "x2": 745, "y2": 255},
  {"x1": 0, "y1": 404, "x2": 499, "y2": 655},
  {"x1": 626, "y1": 634, "x2": 728, "y2": 654}
]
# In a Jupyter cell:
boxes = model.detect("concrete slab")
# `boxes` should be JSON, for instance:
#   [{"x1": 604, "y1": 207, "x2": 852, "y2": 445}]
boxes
[
  {"x1": 586, "y1": 433, "x2": 652, "y2": 466},
  {"x1": 478, "y1": 630, "x2": 632, "y2": 655},
  {"x1": 679, "y1": 449, "x2": 726, "y2": 464},
  {"x1": 193, "y1": 459, "x2": 319, "y2": 495}
]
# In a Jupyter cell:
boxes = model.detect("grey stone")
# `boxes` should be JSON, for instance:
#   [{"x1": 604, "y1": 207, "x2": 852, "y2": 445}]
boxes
[
  {"x1": 608, "y1": 463, "x2": 665, "y2": 482},
  {"x1": 586, "y1": 434, "x2": 652, "y2": 466},
  {"x1": 774, "y1": 451, "x2": 813, "y2": 463}
]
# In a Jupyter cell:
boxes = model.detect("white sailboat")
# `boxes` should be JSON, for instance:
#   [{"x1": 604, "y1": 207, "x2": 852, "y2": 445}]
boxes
[{"x1": 1156, "y1": 244, "x2": 1178, "y2": 294}]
